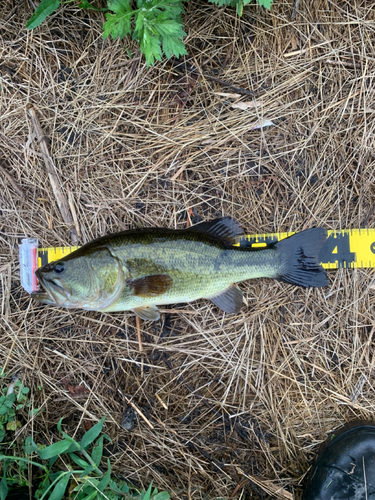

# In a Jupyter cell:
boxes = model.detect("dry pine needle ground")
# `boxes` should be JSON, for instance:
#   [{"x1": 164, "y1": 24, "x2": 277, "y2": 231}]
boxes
[{"x1": 1, "y1": 0, "x2": 375, "y2": 498}]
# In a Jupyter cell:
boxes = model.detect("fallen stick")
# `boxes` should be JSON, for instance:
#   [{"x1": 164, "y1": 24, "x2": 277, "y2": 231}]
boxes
[
  {"x1": 123, "y1": 395, "x2": 154, "y2": 430},
  {"x1": 291, "y1": 0, "x2": 300, "y2": 19},
  {"x1": 28, "y1": 108, "x2": 79, "y2": 245},
  {"x1": 0, "y1": 163, "x2": 24, "y2": 197}
]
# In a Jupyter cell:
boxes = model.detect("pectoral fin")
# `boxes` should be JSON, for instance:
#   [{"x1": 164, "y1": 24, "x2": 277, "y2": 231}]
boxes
[
  {"x1": 127, "y1": 274, "x2": 173, "y2": 297},
  {"x1": 209, "y1": 285, "x2": 243, "y2": 314},
  {"x1": 132, "y1": 305, "x2": 160, "y2": 321}
]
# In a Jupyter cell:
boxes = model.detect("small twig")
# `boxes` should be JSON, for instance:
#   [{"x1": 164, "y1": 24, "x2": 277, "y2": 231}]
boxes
[
  {"x1": 67, "y1": 187, "x2": 82, "y2": 238},
  {"x1": 221, "y1": 42, "x2": 235, "y2": 71},
  {"x1": 229, "y1": 480, "x2": 248, "y2": 499},
  {"x1": 0, "y1": 163, "x2": 24, "y2": 197},
  {"x1": 326, "y1": 59, "x2": 361, "y2": 69},
  {"x1": 28, "y1": 108, "x2": 79, "y2": 245},
  {"x1": 271, "y1": 305, "x2": 284, "y2": 364},
  {"x1": 186, "y1": 208, "x2": 194, "y2": 228},
  {"x1": 124, "y1": 395, "x2": 154, "y2": 429},
  {"x1": 283, "y1": 41, "x2": 332, "y2": 58},
  {"x1": 155, "y1": 392, "x2": 168, "y2": 410},
  {"x1": 135, "y1": 315, "x2": 143, "y2": 352},
  {"x1": 291, "y1": 0, "x2": 300, "y2": 19},
  {"x1": 170, "y1": 60, "x2": 256, "y2": 97},
  {"x1": 361, "y1": 205, "x2": 375, "y2": 228}
]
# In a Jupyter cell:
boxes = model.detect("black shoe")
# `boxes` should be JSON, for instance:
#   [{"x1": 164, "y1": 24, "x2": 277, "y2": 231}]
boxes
[{"x1": 302, "y1": 421, "x2": 375, "y2": 500}]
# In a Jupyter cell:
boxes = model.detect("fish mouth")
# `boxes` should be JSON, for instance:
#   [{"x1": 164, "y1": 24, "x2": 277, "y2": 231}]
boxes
[{"x1": 31, "y1": 269, "x2": 69, "y2": 305}]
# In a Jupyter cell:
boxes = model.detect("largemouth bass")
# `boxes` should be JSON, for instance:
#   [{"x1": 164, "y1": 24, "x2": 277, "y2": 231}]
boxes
[{"x1": 31, "y1": 218, "x2": 328, "y2": 320}]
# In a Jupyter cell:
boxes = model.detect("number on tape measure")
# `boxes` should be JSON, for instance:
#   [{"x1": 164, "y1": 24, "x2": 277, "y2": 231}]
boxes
[{"x1": 318, "y1": 232, "x2": 356, "y2": 267}]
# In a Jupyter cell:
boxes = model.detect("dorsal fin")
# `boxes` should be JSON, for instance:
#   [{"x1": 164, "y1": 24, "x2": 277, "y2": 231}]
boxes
[{"x1": 192, "y1": 217, "x2": 244, "y2": 245}]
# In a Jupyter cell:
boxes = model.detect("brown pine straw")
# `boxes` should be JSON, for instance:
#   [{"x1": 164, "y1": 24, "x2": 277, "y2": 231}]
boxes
[{"x1": 1, "y1": 0, "x2": 375, "y2": 498}]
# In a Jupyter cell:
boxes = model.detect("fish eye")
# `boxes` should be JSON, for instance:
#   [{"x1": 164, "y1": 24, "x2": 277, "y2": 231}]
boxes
[{"x1": 54, "y1": 262, "x2": 65, "y2": 274}]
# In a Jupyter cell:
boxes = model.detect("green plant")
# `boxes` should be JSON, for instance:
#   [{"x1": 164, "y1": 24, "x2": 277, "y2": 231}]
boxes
[
  {"x1": 0, "y1": 416, "x2": 170, "y2": 500},
  {"x1": 0, "y1": 372, "x2": 31, "y2": 443},
  {"x1": 25, "y1": 0, "x2": 273, "y2": 66}
]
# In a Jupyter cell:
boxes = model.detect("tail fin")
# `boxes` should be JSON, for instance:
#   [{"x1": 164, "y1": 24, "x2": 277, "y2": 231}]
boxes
[{"x1": 275, "y1": 228, "x2": 328, "y2": 288}]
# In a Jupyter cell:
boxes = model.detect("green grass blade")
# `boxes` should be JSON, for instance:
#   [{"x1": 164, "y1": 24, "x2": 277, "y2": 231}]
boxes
[
  {"x1": 80, "y1": 416, "x2": 105, "y2": 449},
  {"x1": 0, "y1": 461, "x2": 9, "y2": 500},
  {"x1": 142, "y1": 483, "x2": 153, "y2": 500},
  {"x1": 37, "y1": 439, "x2": 75, "y2": 460},
  {"x1": 153, "y1": 493, "x2": 170, "y2": 500},
  {"x1": 46, "y1": 472, "x2": 72, "y2": 500}
]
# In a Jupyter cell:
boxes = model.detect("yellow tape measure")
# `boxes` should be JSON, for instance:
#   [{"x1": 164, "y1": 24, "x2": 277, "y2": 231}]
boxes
[{"x1": 36, "y1": 229, "x2": 375, "y2": 270}]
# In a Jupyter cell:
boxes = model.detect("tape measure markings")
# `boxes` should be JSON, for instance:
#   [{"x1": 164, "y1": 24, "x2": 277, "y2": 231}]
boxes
[{"x1": 36, "y1": 229, "x2": 375, "y2": 270}]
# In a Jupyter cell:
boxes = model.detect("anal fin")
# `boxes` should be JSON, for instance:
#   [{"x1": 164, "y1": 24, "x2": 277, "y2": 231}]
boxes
[
  {"x1": 209, "y1": 285, "x2": 243, "y2": 314},
  {"x1": 132, "y1": 305, "x2": 160, "y2": 321}
]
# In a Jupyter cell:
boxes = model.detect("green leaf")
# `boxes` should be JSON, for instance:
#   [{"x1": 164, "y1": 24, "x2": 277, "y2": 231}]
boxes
[
  {"x1": 161, "y1": 34, "x2": 187, "y2": 59},
  {"x1": 140, "y1": 29, "x2": 163, "y2": 67},
  {"x1": 6, "y1": 420, "x2": 17, "y2": 431},
  {"x1": 153, "y1": 19, "x2": 184, "y2": 37},
  {"x1": 0, "y1": 461, "x2": 9, "y2": 500},
  {"x1": 91, "y1": 435, "x2": 103, "y2": 466},
  {"x1": 207, "y1": 0, "x2": 237, "y2": 7},
  {"x1": 79, "y1": 464, "x2": 96, "y2": 477},
  {"x1": 80, "y1": 492, "x2": 97, "y2": 500},
  {"x1": 68, "y1": 452, "x2": 90, "y2": 469},
  {"x1": 37, "y1": 439, "x2": 75, "y2": 460},
  {"x1": 0, "y1": 479, "x2": 7, "y2": 500},
  {"x1": 79, "y1": 0, "x2": 109, "y2": 10},
  {"x1": 142, "y1": 483, "x2": 153, "y2": 500},
  {"x1": 74, "y1": 478, "x2": 99, "y2": 495},
  {"x1": 21, "y1": 387, "x2": 30, "y2": 395},
  {"x1": 24, "y1": 436, "x2": 38, "y2": 455},
  {"x1": 103, "y1": 0, "x2": 133, "y2": 39},
  {"x1": 26, "y1": 0, "x2": 60, "y2": 29},
  {"x1": 107, "y1": 479, "x2": 127, "y2": 494},
  {"x1": 56, "y1": 418, "x2": 81, "y2": 449},
  {"x1": 256, "y1": 0, "x2": 272, "y2": 9},
  {"x1": 48, "y1": 472, "x2": 72, "y2": 500},
  {"x1": 153, "y1": 492, "x2": 170, "y2": 500},
  {"x1": 97, "y1": 459, "x2": 111, "y2": 491},
  {"x1": 6, "y1": 393, "x2": 16, "y2": 404},
  {"x1": 80, "y1": 416, "x2": 105, "y2": 449},
  {"x1": 121, "y1": 482, "x2": 130, "y2": 493},
  {"x1": 0, "y1": 407, "x2": 7, "y2": 415},
  {"x1": 134, "y1": 11, "x2": 144, "y2": 34},
  {"x1": 36, "y1": 477, "x2": 51, "y2": 499}
]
